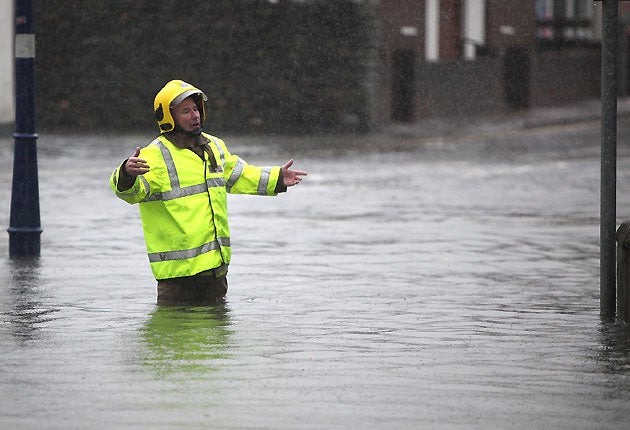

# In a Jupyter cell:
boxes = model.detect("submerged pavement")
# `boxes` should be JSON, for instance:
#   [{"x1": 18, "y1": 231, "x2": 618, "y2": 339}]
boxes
[{"x1": 1, "y1": 100, "x2": 630, "y2": 429}]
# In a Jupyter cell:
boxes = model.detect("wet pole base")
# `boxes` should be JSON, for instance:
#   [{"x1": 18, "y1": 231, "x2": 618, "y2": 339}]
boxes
[
  {"x1": 616, "y1": 222, "x2": 630, "y2": 324},
  {"x1": 8, "y1": 227, "x2": 42, "y2": 258}
]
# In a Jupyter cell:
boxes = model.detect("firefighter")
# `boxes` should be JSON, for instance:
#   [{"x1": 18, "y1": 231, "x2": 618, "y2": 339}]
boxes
[{"x1": 110, "y1": 80, "x2": 307, "y2": 305}]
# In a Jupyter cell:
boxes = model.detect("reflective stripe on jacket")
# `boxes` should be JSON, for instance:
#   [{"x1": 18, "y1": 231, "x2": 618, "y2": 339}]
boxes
[{"x1": 110, "y1": 133, "x2": 282, "y2": 280}]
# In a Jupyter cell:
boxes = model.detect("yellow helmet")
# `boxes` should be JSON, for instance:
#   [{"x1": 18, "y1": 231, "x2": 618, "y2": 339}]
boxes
[{"x1": 153, "y1": 80, "x2": 207, "y2": 132}]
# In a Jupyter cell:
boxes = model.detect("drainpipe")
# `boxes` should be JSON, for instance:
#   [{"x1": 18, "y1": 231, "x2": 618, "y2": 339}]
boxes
[
  {"x1": 425, "y1": 0, "x2": 439, "y2": 62},
  {"x1": 463, "y1": 0, "x2": 486, "y2": 60}
]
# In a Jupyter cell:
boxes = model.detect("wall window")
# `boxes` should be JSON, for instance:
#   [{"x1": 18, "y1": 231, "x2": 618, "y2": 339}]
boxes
[{"x1": 536, "y1": 0, "x2": 596, "y2": 49}]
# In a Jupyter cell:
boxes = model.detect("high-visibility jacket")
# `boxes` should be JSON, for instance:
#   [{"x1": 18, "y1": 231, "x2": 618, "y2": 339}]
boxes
[{"x1": 110, "y1": 133, "x2": 282, "y2": 280}]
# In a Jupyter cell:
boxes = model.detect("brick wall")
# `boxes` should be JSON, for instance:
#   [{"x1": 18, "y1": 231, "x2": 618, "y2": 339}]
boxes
[
  {"x1": 411, "y1": 48, "x2": 601, "y2": 120},
  {"x1": 529, "y1": 49, "x2": 601, "y2": 108},
  {"x1": 413, "y1": 58, "x2": 504, "y2": 119}
]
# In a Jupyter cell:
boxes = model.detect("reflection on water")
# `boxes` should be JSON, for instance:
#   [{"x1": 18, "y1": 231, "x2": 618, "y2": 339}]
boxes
[
  {"x1": 597, "y1": 321, "x2": 630, "y2": 373},
  {"x1": 3, "y1": 259, "x2": 58, "y2": 342},
  {"x1": 141, "y1": 305, "x2": 232, "y2": 376}
]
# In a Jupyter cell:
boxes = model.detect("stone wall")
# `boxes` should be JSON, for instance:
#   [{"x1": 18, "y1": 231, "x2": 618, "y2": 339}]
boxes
[{"x1": 34, "y1": 0, "x2": 378, "y2": 134}]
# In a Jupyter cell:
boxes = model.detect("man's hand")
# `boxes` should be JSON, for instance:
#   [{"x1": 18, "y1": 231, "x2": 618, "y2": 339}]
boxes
[
  {"x1": 281, "y1": 159, "x2": 307, "y2": 187},
  {"x1": 124, "y1": 147, "x2": 150, "y2": 176}
]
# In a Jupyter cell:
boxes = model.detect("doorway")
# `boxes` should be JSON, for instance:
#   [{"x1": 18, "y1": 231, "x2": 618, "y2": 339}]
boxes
[{"x1": 391, "y1": 49, "x2": 415, "y2": 122}]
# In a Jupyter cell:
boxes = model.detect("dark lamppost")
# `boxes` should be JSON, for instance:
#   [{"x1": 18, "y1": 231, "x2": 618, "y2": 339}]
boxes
[{"x1": 8, "y1": 0, "x2": 41, "y2": 258}]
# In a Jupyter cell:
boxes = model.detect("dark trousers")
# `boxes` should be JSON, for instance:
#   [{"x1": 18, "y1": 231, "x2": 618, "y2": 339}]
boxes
[{"x1": 157, "y1": 267, "x2": 228, "y2": 306}]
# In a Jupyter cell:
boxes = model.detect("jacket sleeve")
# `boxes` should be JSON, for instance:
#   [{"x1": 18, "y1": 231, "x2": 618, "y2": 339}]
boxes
[
  {"x1": 218, "y1": 139, "x2": 283, "y2": 196},
  {"x1": 109, "y1": 145, "x2": 162, "y2": 204},
  {"x1": 110, "y1": 162, "x2": 148, "y2": 204}
]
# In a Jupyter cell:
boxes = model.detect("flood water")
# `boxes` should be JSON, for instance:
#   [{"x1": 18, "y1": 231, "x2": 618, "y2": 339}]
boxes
[{"x1": 1, "y1": 120, "x2": 630, "y2": 429}]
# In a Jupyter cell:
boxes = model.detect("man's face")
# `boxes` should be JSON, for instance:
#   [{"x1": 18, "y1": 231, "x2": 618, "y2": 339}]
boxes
[{"x1": 172, "y1": 97, "x2": 201, "y2": 134}]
